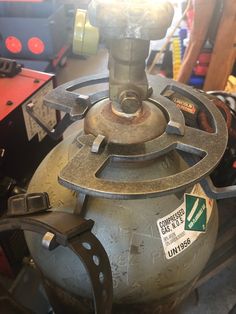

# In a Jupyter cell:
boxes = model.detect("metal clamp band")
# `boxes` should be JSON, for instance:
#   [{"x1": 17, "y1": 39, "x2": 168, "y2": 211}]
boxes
[{"x1": 0, "y1": 195, "x2": 113, "y2": 314}]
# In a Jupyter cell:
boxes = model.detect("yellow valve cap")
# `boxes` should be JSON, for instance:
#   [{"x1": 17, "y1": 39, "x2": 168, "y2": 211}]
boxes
[{"x1": 73, "y1": 9, "x2": 100, "y2": 56}]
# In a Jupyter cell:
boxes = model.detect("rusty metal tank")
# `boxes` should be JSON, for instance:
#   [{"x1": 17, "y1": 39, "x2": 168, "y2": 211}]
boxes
[{"x1": 24, "y1": 1, "x2": 229, "y2": 313}]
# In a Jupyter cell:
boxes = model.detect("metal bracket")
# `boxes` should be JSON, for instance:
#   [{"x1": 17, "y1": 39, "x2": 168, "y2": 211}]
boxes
[
  {"x1": 27, "y1": 73, "x2": 230, "y2": 200},
  {"x1": 7, "y1": 192, "x2": 51, "y2": 217},
  {"x1": 91, "y1": 135, "x2": 106, "y2": 153},
  {"x1": 201, "y1": 177, "x2": 236, "y2": 200},
  {"x1": 59, "y1": 82, "x2": 228, "y2": 199},
  {"x1": 25, "y1": 74, "x2": 109, "y2": 140},
  {"x1": 0, "y1": 193, "x2": 113, "y2": 314},
  {"x1": 44, "y1": 73, "x2": 109, "y2": 114}
]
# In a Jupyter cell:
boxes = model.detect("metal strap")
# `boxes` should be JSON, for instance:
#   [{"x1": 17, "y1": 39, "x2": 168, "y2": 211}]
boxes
[{"x1": 0, "y1": 211, "x2": 113, "y2": 314}]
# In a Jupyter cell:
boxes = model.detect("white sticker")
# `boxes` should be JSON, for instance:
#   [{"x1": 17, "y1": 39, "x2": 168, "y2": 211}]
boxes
[
  {"x1": 22, "y1": 81, "x2": 57, "y2": 142},
  {"x1": 157, "y1": 184, "x2": 214, "y2": 259}
]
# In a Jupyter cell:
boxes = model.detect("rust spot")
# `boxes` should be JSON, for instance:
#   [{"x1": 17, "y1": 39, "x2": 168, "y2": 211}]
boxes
[
  {"x1": 102, "y1": 102, "x2": 151, "y2": 125},
  {"x1": 130, "y1": 245, "x2": 140, "y2": 255}
]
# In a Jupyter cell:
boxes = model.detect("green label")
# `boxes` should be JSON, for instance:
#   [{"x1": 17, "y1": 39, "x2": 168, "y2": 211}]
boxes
[{"x1": 184, "y1": 194, "x2": 207, "y2": 232}]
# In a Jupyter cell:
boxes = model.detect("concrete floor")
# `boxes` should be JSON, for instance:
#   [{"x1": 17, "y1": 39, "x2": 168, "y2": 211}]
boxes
[
  {"x1": 55, "y1": 50, "x2": 236, "y2": 314},
  {"x1": 56, "y1": 49, "x2": 108, "y2": 85},
  {"x1": 179, "y1": 265, "x2": 236, "y2": 314}
]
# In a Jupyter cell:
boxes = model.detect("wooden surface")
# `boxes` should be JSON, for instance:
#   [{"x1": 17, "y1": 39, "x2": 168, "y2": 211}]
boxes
[
  {"x1": 203, "y1": 0, "x2": 236, "y2": 91},
  {"x1": 177, "y1": 0, "x2": 217, "y2": 84},
  {"x1": 177, "y1": 0, "x2": 236, "y2": 90}
]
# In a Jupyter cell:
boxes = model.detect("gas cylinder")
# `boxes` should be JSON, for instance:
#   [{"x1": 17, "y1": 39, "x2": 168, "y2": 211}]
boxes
[{"x1": 24, "y1": 1, "x2": 229, "y2": 313}]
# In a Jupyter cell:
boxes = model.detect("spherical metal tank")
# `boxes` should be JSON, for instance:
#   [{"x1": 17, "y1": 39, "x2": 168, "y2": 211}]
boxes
[
  {"x1": 7, "y1": 1, "x2": 228, "y2": 311},
  {"x1": 25, "y1": 129, "x2": 218, "y2": 313}
]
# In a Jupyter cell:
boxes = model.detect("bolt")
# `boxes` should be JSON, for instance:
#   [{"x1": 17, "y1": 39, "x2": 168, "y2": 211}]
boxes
[
  {"x1": 0, "y1": 148, "x2": 5, "y2": 158},
  {"x1": 6, "y1": 100, "x2": 13, "y2": 106},
  {"x1": 119, "y1": 90, "x2": 141, "y2": 114},
  {"x1": 166, "y1": 121, "x2": 185, "y2": 136},
  {"x1": 42, "y1": 232, "x2": 58, "y2": 251},
  {"x1": 147, "y1": 87, "x2": 153, "y2": 98},
  {"x1": 91, "y1": 134, "x2": 106, "y2": 153}
]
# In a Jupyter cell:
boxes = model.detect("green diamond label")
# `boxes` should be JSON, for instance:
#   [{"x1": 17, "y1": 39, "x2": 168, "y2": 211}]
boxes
[
  {"x1": 185, "y1": 194, "x2": 207, "y2": 232},
  {"x1": 157, "y1": 184, "x2": 213, "y2": 260}
]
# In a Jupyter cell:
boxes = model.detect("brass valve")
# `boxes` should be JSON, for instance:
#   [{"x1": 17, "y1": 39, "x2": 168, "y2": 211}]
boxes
[
  {"x1": 88, "y1": 0, "x2": 174, "y2": 40},
  {"x1": 88, "y1": 0, "x2": 174, "y2": 115}
]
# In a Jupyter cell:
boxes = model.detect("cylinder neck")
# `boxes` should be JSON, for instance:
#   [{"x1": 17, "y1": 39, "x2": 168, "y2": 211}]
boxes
[{"x1": 108, "y1": 38, "x2": 150, "y2": 115}]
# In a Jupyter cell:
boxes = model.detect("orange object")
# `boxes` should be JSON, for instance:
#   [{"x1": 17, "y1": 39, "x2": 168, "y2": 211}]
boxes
[
  {"x1": 5, "y1": 36, "x2": 22, "y2": 54},
  {"x1": 177, "y1": 0, "x2": 217, "y2": 84}
]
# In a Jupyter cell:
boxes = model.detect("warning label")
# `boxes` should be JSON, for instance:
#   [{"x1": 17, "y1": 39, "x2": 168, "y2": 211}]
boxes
[
  {"x1": 172, "y1": 96, "x2": 197, "y2": 114},
  {"x1": 185, "y1": 194, "x2": 207, "y2": 232},
  {"x1": 157, "y1": 184, "x2": 213, "y2": 260},
  {"x1": 22, "y1": 81, "x2": 57, "y2": 142}
]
